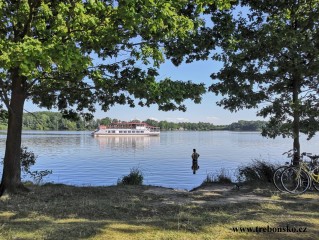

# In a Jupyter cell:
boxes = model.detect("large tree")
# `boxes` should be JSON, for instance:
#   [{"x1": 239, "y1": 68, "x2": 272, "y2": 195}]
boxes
[
  {"x1": 0, "y1": 0, "x2": 231, "y2": 195},
  {"x1": 207, "y1": 0, "x2": 319, "y2": 164}
]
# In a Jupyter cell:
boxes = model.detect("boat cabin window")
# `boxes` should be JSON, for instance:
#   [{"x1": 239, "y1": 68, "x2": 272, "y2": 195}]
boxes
[
  {"x1": 124, "y1": 131, "x2": 127, "y2": 133},
  {"x1": 141, "y1": 131, "x2": 144, "y2": 133},
  {"x1": 132, "y1": 131, "x2": 135, "y2": 133},
  {"x1": 112, "y1": 130, "x2": 115, "y2": 133},
  {"x1": 128, "y1": 131, "x2": 131, "y2": 133},
  {"x1": 119, "y1": 131, "x2": 123, "y2": 133}
]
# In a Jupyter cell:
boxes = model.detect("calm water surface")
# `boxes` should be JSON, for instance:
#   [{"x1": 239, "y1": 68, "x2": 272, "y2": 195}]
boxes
[{"x1": 1, "y1": 131, "x2": 319, "y2": 190}]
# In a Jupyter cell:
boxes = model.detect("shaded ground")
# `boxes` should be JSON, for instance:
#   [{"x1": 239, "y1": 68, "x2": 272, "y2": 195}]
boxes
[{"x1": 0, "y1": 182, "x2": 318, "y2": 239}]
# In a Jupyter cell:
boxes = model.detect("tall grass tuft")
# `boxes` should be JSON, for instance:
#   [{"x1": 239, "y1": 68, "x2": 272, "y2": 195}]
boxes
[
  {"x1": 118, "y1": 167, "x2": 144, "y2": 185},
  {"x1": 202, "y1": 168, "x2": 232, "y2": 184},
  {"x1": 237, "y1": 159, "x2": 277, "y2": 183}
]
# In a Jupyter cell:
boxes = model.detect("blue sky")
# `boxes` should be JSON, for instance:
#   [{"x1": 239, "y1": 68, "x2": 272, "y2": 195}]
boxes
[
  {"x1": 25, "y1": 54, "x2": 264, "y2": 125},
  {"x1": 102, "y1": 59, "x2": 264, "y2": 125}
]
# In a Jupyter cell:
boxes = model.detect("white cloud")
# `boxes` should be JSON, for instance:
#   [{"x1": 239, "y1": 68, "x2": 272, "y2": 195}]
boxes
[
  {"x1": 149, "y1": 117, "x2": 159, "y2": 121},
  {"x1": 130, "y1": 117, "x2": 142, "y2": 122},
  {"x1": 176, "y1": 118, "x2": 189, "y2": 122}
]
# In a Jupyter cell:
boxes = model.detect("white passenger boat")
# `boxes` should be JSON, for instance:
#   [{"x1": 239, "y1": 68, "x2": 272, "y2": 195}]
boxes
[{"x1": 92, "y1": 122, "x2": 160, "y2": 136}]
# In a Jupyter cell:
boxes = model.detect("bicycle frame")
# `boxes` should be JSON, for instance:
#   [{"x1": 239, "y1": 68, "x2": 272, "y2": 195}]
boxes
[{"x1": 299, "y1": 162, "x2": 319, "y2": 182}]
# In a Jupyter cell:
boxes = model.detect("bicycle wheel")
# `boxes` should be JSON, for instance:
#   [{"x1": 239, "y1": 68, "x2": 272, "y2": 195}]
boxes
[
  {"x1": 273, "y1": 166, "x2": 288, "y2": 192},
  {"x1": 281, "y1": 167, "x2": 310, "y2": 194},
  {"x1": 311, "y1": 166, "x2": 319, "y2": 191}
]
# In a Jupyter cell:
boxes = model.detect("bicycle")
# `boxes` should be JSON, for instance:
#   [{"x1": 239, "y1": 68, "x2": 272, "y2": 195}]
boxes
[
  {"x1": 272, "y1": 149, "x2": 296, "y2": 192},
  {"x1": 281, "y1": 153, "x2": 319, "y2": 194},
  {"x1": 273, "y1": 167, "x2": 292, "y2": 192},
  {"x1": 273, "y1": 162, "x2": 291, "y2": 192}
]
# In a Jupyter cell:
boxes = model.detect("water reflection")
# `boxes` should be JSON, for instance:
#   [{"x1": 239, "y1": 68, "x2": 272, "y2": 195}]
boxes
[{"x1": 94, "y1": 135, "x2": 160, "y2": 150}]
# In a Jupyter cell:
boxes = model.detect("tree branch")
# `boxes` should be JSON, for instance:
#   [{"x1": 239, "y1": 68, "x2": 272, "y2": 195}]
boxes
[{"x1": 0, "y1": 80, "x2": 11, "y2": 111}]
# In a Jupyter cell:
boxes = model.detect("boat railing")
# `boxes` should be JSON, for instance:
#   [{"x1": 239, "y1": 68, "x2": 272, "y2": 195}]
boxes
[
  {"x1": 99, "y1": 123, "x2": 160, "y2": 132},
  {"x1": 149, "y1": 127, "x2": 160, "y2": 132}
]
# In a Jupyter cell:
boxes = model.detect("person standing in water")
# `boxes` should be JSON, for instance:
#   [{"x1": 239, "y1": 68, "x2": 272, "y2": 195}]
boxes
[{"x1": 191, "y1": 149, "x2": 200, "y2": 174}]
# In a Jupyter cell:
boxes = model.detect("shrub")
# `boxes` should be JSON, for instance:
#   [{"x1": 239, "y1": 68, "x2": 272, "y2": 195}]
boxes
[
  {"x1": 118, "y1": 168, "x2": 143, "y2": 185},
  {"x1": 20, "y1": 146, "x2": 37, "y2": 173},
  {"x1": 237, "y1": 159, "x2": 277, "y2": 183},
  {"x1": 21, "y1": 146, "x2": 53, "y2": 184},
  {"x1": 0, "y1": 146, "x2": 52, "y2": 185},
  {"x1": 216, "y1": 174, "x2": 233, "y2": 184}
]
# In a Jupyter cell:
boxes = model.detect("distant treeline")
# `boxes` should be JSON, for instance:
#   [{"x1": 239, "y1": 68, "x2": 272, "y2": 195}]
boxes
[
  {"x1": 225, "y1": 120, "x2": 266, "y2": 131},
  {"x1": 144, "y1": 119, "x2": 266, "y2": 131},
  {"x1": 0, "y1": 111, "x2": 266, "y2": 131},
  {"x1": 22, "y1": 112, "x2": 98, "y2": 131}
]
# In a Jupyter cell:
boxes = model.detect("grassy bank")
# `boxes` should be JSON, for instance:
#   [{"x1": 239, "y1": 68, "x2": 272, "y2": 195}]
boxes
[{"x1": 0, "y1": 183, "x2": 319, "y2": 239}]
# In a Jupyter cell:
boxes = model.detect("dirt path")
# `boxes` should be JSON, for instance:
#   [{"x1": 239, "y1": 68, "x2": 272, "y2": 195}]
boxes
[{"x1": 144, "y1": 183, "x2": 281, "y2": 205}]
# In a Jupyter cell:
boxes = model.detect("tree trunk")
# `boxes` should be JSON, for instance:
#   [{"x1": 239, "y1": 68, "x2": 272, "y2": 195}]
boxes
[
  {"x1": 292, "y1": 76, "x2": 300, "y2": 166},
  {"x1": 292, "y1": 113, "x2": 300, "y2": 165},
  {"x1": 0, "y1": 70, "x2": 27, "y2": 196}
]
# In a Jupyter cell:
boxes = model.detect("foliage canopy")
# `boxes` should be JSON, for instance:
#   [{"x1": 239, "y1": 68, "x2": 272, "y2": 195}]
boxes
[
  {"x1": 0, "y1": 0, "x2": 221, "y2": 116},
  {"x1": 206, "y1": 0, "x2": 319, "y2": 161}
]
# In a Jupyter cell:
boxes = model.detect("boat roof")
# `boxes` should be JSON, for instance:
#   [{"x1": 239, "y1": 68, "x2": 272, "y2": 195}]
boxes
[{"x1": 99, "y1": 121, "x2": 158, "y2": 128}]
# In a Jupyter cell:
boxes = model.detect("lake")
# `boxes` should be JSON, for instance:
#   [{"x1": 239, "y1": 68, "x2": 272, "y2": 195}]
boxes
[{"x1": 0, "y1": 131, "x2": 319, "y2": 190}]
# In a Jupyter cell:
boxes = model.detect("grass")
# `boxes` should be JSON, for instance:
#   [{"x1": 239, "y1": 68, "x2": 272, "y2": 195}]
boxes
[
  {"x1": 0, "y1": 182, "x2": 319, "y2": 239},
  {"x1": 202, "y1": 169, "x2": 233, "y2": 185}
]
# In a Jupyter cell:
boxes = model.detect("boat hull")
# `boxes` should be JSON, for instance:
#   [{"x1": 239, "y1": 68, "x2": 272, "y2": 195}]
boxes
[
  {"x1": 92, "y1": 129, "x2": 160, "y2": 136},
  {"x1": 93, "y1": 132, "x2": 160, "y2": 136}
]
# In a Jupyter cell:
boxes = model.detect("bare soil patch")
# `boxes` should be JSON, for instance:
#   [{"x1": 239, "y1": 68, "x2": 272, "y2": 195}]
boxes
[{"x1": 143, "y1": 183, "x2": 278, "y2": 206}]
